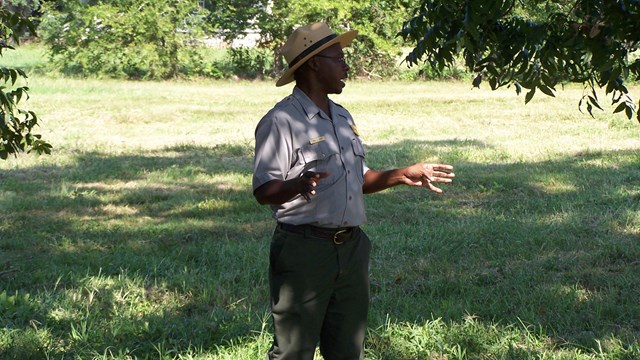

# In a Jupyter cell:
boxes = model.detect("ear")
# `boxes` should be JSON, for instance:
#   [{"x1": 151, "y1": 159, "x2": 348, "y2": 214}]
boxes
[{"x1": 307, "y1": 57, "x2": 321, "y2": 72}]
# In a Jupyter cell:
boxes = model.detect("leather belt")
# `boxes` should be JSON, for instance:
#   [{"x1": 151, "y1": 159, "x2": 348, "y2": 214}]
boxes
[{"x1": 278, "y1": 223, "x2": 357, "y2": 244}]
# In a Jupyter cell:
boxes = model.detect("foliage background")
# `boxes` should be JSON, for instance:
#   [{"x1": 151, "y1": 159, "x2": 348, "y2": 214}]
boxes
[
  {"x1": 38, "y1": 0, "x2": 214, "y2": 79},
  {"x1": 33, "y1": 0, "x2": 464, "y2": 81},
  {"x1": 399, "y1": 0, "x2": 640, "y2": 120},
  {"x1": 0, "y1": 5, "x2": 50, "y2": 159}
]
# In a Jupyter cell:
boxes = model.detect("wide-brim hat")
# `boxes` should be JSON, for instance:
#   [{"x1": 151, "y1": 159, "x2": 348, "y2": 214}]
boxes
[{"x1": 276, "y1": 22, "x2": 358, "y2": 87}]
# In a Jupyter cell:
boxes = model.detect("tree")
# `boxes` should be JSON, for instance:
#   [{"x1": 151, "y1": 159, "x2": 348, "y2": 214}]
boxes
[
  {"x1": 38, "y1": 0, "x2": 213, "y2": 79},
  {"x1": 257, "y1": 0, "x2": 413, "y2": 79},
  {"x1": 203, "y1": 0, "x2": 268, "y2": 42},
  {"x1": 35, "y1": 0, "x2": 413, "y2": 80},
  {"x1": 0, "y1": 7, "x2": 51, "y2": 159},
  {"x1": 399, "y1": 0, "x2": 640, "y2": 122},
  {"x1": 1, "y1": 0, "x2": 41, "y2": 18},
  {"x1": 205, "y1": 0, "x2": 412, "y2": 79}
]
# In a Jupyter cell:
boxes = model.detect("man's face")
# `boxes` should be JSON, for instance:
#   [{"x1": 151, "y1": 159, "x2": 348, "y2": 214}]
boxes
[{"x1": 314, "y1": 43, "x2": 350, "y2": 94}]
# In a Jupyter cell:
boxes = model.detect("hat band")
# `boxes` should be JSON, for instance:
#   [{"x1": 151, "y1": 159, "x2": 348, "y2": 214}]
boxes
[{"x1": 288, "y1": 34, "x2": 337, "y2": 69}]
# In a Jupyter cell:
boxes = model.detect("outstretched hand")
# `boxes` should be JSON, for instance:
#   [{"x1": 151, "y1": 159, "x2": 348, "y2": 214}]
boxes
[{"x1": 402, "y1": 163, "x2": 455, "y2": 193}]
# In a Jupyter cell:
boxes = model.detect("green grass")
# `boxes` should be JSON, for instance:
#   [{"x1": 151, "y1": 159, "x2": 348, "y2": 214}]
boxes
[
  {"x1": 1, "y1": 76, "x2": 639, "y2": 359},
  {"x1": 0, "y1": 41, "x2": 48, "y2": 75}
]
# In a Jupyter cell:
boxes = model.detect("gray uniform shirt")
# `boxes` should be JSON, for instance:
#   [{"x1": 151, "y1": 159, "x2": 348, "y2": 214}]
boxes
[{"x1": 253, "y1": 87, "x2": 369, "y2": 228}]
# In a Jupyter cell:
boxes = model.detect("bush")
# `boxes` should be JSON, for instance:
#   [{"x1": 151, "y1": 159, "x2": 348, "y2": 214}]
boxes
[
  {"x1": 227, "y1": 47, "x2": 274, "y2": 80},
  {"x1": 38, "y1": 1, "x2": 213, "y2": 80},
  {"x1": 402, "y1": 64, "x2": 471, "y2": 81},
  {"x1": 348, "y1": 35, "x2": 400, "y2": 80}
]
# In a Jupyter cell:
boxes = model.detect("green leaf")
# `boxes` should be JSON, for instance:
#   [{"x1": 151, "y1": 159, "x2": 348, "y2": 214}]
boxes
[
  {"x1": 539, "y1": 85, "x2": 555, "y2": 97},
  {"x1": 489, "y1": 77, "x2": 498, "y2": 90},
  {"x1": 472, "y1": 73, "x2": 482, "y2": 88},
  {"x1": 541, "y1": 73, "x2": 554, "y2": 87},
  {"x1": 10, "y1": 69, "x2": 17, "y2": 85},
  {"x1": 588, "y1": 96, "x2": 603, "y2": 111},
  {"x1": 525, "y1": 87, "x2": 536, "y2": 104},
  {"x1": 515, "y1": 62, "x2": 528, "y2": 76},
  {"x1": 613, "y1": 102, "x2": 627, "y2": 114}
]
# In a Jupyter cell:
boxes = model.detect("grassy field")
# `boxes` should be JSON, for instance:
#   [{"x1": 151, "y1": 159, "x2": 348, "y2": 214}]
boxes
[{"x1": 0, "y1": 72, "x2": 639, "y2": 359}]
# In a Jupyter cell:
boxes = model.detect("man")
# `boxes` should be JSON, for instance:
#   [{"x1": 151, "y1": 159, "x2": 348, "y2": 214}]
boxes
[{"x1": 253, "y1": 22, "x2": 455, "y2": 360}]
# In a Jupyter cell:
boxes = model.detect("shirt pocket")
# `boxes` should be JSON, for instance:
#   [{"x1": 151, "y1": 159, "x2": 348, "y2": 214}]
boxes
[
  {"x1": 289, "y1": 140, "x2": 338, "y2": 179},
  {"x1": 300, "y1": 141, "x2": 330, "y2": 164},
  {"x1": 350, "y1": 137, "x2": 366, "y2": 183},
  {"x1": 351, "y1": 137, "x2": 366, "y2": 158}
]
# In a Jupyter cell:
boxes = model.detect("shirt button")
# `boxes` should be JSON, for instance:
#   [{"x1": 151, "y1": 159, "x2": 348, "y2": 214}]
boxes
[{"x1": 349, "y1": 196, "x2": 352, "y2": 200}]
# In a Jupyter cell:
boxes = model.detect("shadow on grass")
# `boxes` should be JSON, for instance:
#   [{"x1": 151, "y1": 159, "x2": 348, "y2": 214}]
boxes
[
  {"x1": 364, "y1": 140, "x2": 640, "y2": 353},
  {"x1": 1, "y1": 139, "x2": 639, "y2": 357},
  {"x1": 0, "y1": 143, "x2": 272, "y2": 358}
]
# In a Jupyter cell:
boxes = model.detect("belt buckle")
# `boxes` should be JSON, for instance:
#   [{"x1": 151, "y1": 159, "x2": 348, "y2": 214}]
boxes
[{"x1": 333, "y1": 229, "x2": 349, "y2": 244}]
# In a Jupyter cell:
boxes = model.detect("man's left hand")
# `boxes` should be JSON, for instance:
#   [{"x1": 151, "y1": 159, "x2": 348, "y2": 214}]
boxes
[{"x1": 403, "y1": 163, "x2": 455, "y2": 193}]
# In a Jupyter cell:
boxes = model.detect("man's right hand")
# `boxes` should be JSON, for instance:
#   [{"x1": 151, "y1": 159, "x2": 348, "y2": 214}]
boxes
[
  {"x1": 254, "y1": 171, "x2": 330, "y2": 205},
  {"x1": 299, "y1": 171, "x2": 330, "y2": 202}
]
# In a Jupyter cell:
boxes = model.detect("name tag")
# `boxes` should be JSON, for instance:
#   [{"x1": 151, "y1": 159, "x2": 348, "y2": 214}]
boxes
[{"x1": 309, "y1": 136, "x2": 325, "y2": 144}]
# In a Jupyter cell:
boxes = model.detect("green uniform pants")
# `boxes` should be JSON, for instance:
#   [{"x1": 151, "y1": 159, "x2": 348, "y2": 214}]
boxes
[{"x1": 267, "y1": 225, "x2": 371, "y2": 360}]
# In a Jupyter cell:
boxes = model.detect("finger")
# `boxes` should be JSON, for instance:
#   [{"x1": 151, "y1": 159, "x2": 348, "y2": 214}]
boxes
[
  {"x1": 433, "y1": 164, "x2": 454, "y2": 171},
  {"x1": 427, "y1": 166, "x2": 454, "y2": 175},
  {"x1": 427, "y1": 183, "x2": 444, "y2": 193},
  {"x1": 433, "y1": 170, "x2": 455, "y2": 177},
  {"x1": 432, "y1": 177, "x2": 454, "y2": 183}
]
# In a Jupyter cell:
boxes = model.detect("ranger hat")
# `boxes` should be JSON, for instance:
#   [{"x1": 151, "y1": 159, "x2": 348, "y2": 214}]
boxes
[{"x1": 276, "y1": 22, "x2": 358, "y2": 87}]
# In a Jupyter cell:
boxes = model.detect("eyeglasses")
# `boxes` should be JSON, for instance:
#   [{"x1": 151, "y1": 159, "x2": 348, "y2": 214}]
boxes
[{"x1": 315, "y1": 55, "x2": 346, "y2": 64}]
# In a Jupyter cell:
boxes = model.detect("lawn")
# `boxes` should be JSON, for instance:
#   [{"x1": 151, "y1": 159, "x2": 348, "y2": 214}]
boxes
[{"x1": 1, "y1": 75, "x2": 640, "y2": 359}]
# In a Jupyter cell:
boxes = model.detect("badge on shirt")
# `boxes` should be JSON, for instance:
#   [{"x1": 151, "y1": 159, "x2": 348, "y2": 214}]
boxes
[
  {"x1": 350, "y1": 125, "x2": 360, "y2": 137},
  {"x1": 309, "y1": 136, "x2": 326, "y2": 144}
]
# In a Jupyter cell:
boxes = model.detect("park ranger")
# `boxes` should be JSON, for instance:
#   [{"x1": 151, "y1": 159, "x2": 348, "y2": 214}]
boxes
[{"x1": 252, "y1": 22, "x2": 455, "y2": 360}]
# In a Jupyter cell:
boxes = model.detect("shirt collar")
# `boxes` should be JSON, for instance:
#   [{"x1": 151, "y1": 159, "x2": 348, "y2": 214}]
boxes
[{"x1": 292, "y1": 86, "x2": 331, "y2": 121}]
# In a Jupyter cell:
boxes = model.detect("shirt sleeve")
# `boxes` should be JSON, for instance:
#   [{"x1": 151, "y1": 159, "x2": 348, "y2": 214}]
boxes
[{"x1": 252, "y1": 110, "x2": 293, "y2": 192}]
